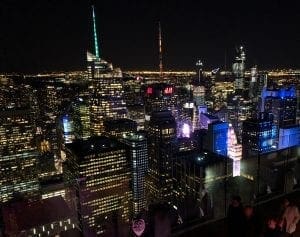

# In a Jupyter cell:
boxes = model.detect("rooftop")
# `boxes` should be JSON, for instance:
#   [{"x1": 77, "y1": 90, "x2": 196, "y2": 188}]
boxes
[
  {"x1": 3, "y1": 196, "x2": 74, "y2": 234},
  {"x1": 65, "y1": 136, "x2": 124, "y2": 157}
]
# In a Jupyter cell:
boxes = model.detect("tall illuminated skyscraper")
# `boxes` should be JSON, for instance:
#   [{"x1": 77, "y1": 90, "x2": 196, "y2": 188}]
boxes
[
  {"x1": 64, "y1": 136, "x2": 131, "y2": 236},
  {"x1": 146, "y1": 111, "x2": 176, "y2": 204},
  {"x1": 88, "y1": 6, "x2": 127, "y2": 135},
  {"x1": 232, "y1": 46, "x2": 246, "y2": 93},
  {"x1": 227, "y1": 124, "x2": 242, "y2": 177},
  {"x1": 0, "y1": 84, "x2": 39, "y2": 203},
  {"x1": 73, "y1": 98, "x2": 91, "y2": 140},
  {"x1": 121, "y1": 132, "x2": 148, "y2": 215},
  {"x1": 193, "y1": 60, "x2": 206, "y2": 107},
  {"x1": 191, "y1": 60, "x2": 206, "y2": 131}
]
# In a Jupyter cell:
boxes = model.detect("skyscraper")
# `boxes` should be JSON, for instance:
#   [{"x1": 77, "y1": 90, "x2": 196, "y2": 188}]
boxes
[
  {"x1": 207, "y1": 122, "x2": 228, "y2": 156},
  {"x1": 232, "y1": 46, "x2": 246, "y2": 93},
  {"x1": 103, "y1": 118, "x2": 137, "y2": 138},
  {"x1": 87, "y1": 6, "x2": 127, "y2": 135},
  {"x1": 191, "y1": 60, "x2": 207, "y2": 131},
  {"x1": 242, "y1": 112, "x2": 277, "y2": 158},
  {"x1": 72, "y1": 97, "x2": 91, "y2": 140},
  {"x1": 262, "y1": 86, "x2": 297, "y2": 128},
  {"x1": 193, "y1": 60, "x2": 206, "y2": 107},
  {"x1": 0, "y1": 84, "x2": 39, "y2": 202},
  {"x1": 64, "y1": 136, "x2": 132, "y2": 235},
  {"x1": 146, "y1": 111, "x2": 176, "y2": 204},
  {"x1": 144, "y1": 83, "x2": 177, "y2": 121},
  {"x1": 121, "y1": 132, "x2": 148, "y2": 216}
]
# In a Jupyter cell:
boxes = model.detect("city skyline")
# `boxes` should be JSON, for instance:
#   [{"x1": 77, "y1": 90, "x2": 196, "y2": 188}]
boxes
[
  {"x1": 0, "y1": 2, "x2": 299, "y2": 236},
  {"x1": 1, "y1": 0, "x2": 300, "y2": 73}
]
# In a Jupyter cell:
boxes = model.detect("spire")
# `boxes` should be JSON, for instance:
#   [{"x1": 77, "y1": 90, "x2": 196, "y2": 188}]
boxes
[
  {"x1": 92, "y1": 5, "x2": 100, "y2": 58},
  {"x1": 158, "y1": 21, "x2": 163, "y2": 78}
]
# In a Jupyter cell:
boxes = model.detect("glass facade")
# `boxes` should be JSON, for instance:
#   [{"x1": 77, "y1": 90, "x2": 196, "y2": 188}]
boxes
[{"x1": 121, "y1": 133, "x2": 148, "y2": 215}]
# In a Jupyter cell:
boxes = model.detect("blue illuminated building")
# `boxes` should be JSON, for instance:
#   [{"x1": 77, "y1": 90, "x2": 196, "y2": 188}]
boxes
[
  {"x1": 60, "y1": 115, "x2": 75, "y2": 144},
  {"x1": 242, "y1": 112, "x2": 277, "y2": 158},
  {"x1": 262, "y1": 86, "x2": 297, "y2": 127},
  {"x1": 278, "y1": 125, "x2": 300, "y2": 150},
  {"x1": 207, "y1": 121, "x2": 228, "y2": 156}
]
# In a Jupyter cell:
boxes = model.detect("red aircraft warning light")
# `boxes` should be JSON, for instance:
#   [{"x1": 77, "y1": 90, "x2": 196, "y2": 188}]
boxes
[{"x1": 147, "y1": 87, "x2": 153, "y2": 95}]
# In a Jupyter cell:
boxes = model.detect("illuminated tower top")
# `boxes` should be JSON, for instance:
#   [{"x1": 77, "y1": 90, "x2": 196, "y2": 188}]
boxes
[
  {"x1": 232, "y1": 45, "x2": 246, "y2": 91},
  {"x1": 158, "y1": 21, "x2": 163, "y2": 78},
  {"x1": 236, "y1": 45, "x2": 246, "y2": 63},
  {"x1": 92, "y1": 5, "x2": 100, "y2": 58}
]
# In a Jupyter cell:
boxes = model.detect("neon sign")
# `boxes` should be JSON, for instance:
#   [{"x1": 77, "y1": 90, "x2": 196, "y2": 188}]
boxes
[{"x1": 164, "y1": 86, "x2": 173, "y2": 94}]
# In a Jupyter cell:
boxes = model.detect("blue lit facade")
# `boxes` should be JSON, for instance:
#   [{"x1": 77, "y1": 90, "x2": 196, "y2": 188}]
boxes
[
  {"x1": 207, "y1": 122, "x2": 228, "y2": 156},
  {"x1": 262, "y1": 86, "x2": 297, "y2": 127},
  {"x1": 242, "y1": 113, "x2": 277, "y2": 158},
  {"x1": 61, "y1": 115, "x2": 75, "y2": 144},
  {"x1": 278, "y1": 125, "x2": 300, "y2": 150}
]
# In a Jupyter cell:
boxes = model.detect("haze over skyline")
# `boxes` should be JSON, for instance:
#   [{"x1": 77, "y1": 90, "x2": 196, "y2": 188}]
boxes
[{"x1": 1, "y1": 0, "x2": 300, "y2": 73}]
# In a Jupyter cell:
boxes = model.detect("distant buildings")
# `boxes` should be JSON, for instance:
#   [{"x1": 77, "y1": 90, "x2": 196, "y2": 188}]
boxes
[
  {"x1": 0, "y1": 5, "x2": 300, "y2": 237},
  {"x1": 0, "y1": 84, "x2": 40, "y2": 203}
]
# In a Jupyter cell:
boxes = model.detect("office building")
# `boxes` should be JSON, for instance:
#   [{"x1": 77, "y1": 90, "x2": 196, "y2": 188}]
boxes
[
  {"x1": 2, "y1": 196, "x2": 78, "y2": 237},
  {"x1": 127, "y1": 104, "x2": 146, "y2": 131},
  {"x1": 121, "y1": 132, "x2": 148, "y2": 215},
  {"x1": 232, "y1": 46, "x2": 246, "y2": 93},
  {"x1": 103, "y1": 118, "x2": 137, "y2": 138},
  {"x1": 40, "y1": 174, "x2": 66, "y2": 200},
  {"x1": 262, "y1": 86, "x2": 297, "y2": 127},
  {"x1": 227, "y1": 94, "x2": 253, "y2": 141},
  {"x1": 278, "y1": 125, "x2": 300, "y2": 150},
  {"x1": 0, "y1": 84, "x2": 40, "y2": 203},
  {"x1": 87, "y1": 7, "x2": 127, "y2": 135},
  {"x1": 242, "y1": 112, "x2": 277, "y2": 158},
  {"x1": 206, "y1": 121, "x2": 228, "y2": 156},
  {"x1": 72, "y1": 97, "x2": 91, "y2": 140},
  {"x1": 144, "y1": 83, "x2": 177, "y2": 120},
  {"x1": 146, "y1": 111, "x2": 176, "y2": 204},
  {"x1": 64, "y1": 136, "x2": 131, "y2": 235},
  {"x1": 173, "y1": 150, "x2": 228, "y2": 220}
]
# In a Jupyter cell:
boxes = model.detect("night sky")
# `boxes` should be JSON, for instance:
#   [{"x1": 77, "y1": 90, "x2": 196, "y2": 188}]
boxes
[{"x1": 1, "y1": 0, "x2": 300, "y2": 73}]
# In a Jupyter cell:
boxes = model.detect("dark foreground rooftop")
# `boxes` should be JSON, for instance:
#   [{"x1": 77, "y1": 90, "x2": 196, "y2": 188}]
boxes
[{"x1": 173, "y1": 190, "x2": 300, "y2": 237}]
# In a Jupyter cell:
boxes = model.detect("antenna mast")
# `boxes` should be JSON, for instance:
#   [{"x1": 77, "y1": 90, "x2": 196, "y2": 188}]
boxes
[
  {"x1": 92, "y1": 5, "x2": 100, "y2": 58},
  {"x1": 158, "y1": 22, "x2": 163, "y2": 78}
]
